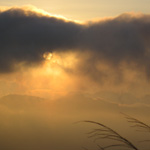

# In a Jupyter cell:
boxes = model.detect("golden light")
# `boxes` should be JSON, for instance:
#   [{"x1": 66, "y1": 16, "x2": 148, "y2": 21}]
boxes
[
  {"x1": 22, "y1": 5, "x2": 83, "y2": 23},
  {"x1": 43, "y1": 52, "x2": 53, "y2": 60},
  {"x1": 43, "y1": 51, "x2": 79, "y2": 67},
  {"x1": 12, "y1": 51, "x2": 81, "y2": 99}
]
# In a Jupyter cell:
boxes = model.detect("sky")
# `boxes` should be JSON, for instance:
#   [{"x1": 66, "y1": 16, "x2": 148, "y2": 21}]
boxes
[
  {"x1": 0, "y1": 1, "x2": 150, "y2": 150},
  {"x1": 0, "y1": 0, "x2": 150, "y2": 21}
]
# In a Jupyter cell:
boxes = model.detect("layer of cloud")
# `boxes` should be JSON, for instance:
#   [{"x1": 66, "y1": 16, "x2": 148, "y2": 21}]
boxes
[
  {"x1": 0, "y1": 6, "x2": 82, "y2": 73},
  {"x1": 0, "y1": 6, "x2": 150, "y2": 76}
]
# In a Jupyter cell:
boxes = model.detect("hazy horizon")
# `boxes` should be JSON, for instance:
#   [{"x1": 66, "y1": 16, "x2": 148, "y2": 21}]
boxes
[{"x1": 0, "y1": 93, "x2": 150, "y2": 150}]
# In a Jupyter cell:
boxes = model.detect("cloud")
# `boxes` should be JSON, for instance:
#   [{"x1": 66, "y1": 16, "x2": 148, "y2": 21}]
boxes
[
  {"x1": 79, "y1": 13, "x2": 150, "y2": 71},
  {"x1": 0, "y1": 6, "x2": 82, "y2": 73},
  {"x1": 0, "y1": 6, "x2": 150, "y2": 82}
]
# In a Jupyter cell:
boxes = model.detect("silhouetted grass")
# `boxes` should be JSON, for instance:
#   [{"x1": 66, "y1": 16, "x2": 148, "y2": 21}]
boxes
[
  {"x1": 122, "y1": 113, "x2": 150, "y2": 133},
  {"x1": 122, "y1": 113, "x2": 150, "y2": 143},
  {"x1": 81, "y1": 120, "x2": 138, "y2": 150},
  {"x1": 78, "y1": 114, "x2": 150, "y2": 150}
]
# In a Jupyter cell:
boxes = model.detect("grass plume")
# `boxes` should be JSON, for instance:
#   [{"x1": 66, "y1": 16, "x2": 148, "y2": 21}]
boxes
[
  {"x1": 122, "y1": 113, "x2": 150, "y2": 133},
  {"x1": 79, "y1": 120, "x2": 139, "y2": 150}
]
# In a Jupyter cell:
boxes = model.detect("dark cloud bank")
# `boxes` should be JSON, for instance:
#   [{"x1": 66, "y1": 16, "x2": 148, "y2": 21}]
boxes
[{"x1": 0, "y1": 7, "x2": 150, "y2": 77}]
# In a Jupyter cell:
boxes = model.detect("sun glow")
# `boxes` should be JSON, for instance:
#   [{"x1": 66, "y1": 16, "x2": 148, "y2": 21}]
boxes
[
  {"x1": 21, "y1": 51, "x2": 80, "y2": 98},
  {"x1": 43, "y1": 52, "x2": 53, "y2": 60},
  {"x1": 0, "y1": 51, "x2": 81, "y2": 99},
  {"x1": 43, "y1": 51, "x2": 78, "y2": 68}
]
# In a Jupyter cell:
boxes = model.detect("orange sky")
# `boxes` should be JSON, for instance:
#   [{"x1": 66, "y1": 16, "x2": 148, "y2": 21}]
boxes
[{"x1": 0, "y1": 0, "x2": 150, "y2": 21}]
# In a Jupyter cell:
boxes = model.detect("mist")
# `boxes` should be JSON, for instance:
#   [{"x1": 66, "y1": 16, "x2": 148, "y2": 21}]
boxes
[{"x1": 0, "y1": 94, "x2": 150, "y2": 150}]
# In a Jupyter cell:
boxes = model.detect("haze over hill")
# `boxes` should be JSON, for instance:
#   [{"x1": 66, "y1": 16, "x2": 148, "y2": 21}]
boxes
[
  {"x1": 0, "y1": 94, "x2": 43, "y2": 109},
  {"x1": 0, "y1": 94, "x2": 150, "y2": 150}
]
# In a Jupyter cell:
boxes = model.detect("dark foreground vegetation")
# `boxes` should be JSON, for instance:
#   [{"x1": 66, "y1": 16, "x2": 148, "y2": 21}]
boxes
[{"x1": 79, "y1": 113, "x2": 150, "y2": 150}]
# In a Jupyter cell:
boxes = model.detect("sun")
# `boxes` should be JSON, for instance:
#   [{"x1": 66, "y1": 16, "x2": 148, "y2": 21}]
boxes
[{"x1": 43, "y1": 52, "x2": 53, "y2": 60}]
